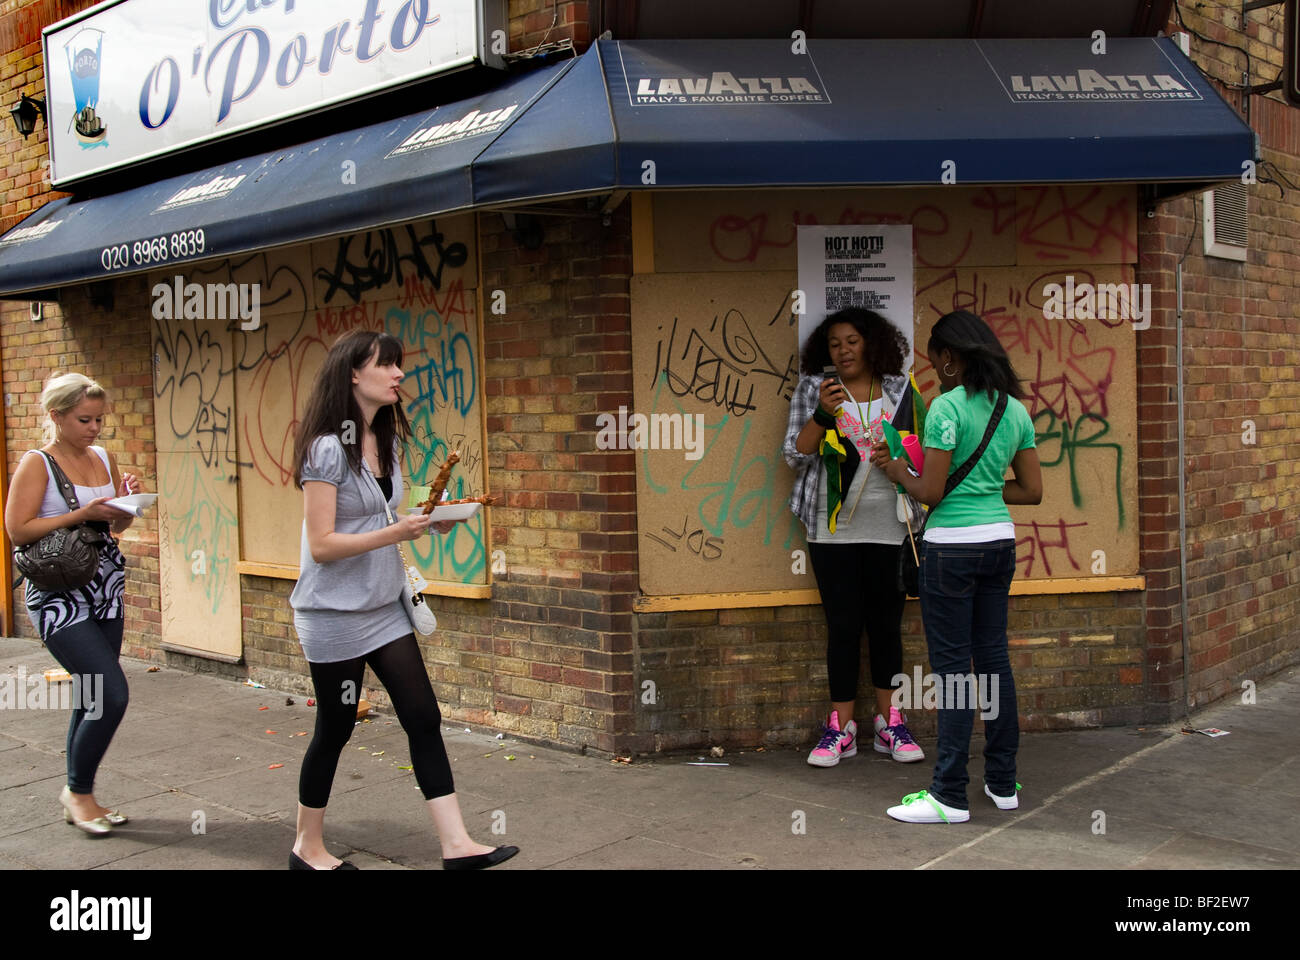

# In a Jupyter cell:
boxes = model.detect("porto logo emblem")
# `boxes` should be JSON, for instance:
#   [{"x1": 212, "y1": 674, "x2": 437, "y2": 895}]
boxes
[{"x1": 64, "y1": 27, "x2": 108, "y2": 148}]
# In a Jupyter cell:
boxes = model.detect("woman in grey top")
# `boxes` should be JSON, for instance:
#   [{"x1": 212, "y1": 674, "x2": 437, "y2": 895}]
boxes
[{"x1": 288, "y1": 330, "x2": 517, "y2": 871}]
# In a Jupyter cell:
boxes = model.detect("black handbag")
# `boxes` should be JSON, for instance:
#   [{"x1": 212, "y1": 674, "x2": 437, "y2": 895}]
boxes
[
  {"x1": 13, "y1": 452, "x2": 109, "y2": 593},
  {"x1": 898, "y1": 392, "x2": 1009, "y2": 596}
]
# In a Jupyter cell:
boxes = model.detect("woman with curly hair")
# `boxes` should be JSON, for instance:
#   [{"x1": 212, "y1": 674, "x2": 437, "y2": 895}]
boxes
[{"x1": 783, "y1": 308, "x2": 925, "y2": 769}]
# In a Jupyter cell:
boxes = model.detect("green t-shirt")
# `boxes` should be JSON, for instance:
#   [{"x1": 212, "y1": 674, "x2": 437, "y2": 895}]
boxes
[{"x1": 925, "y1": 387, "x2": 1036, "y2": 529}]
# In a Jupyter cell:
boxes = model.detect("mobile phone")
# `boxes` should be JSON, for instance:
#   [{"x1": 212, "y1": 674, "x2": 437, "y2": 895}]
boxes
[{"x1": 822, "y1": 364, "x2": 839, "y2": 385}]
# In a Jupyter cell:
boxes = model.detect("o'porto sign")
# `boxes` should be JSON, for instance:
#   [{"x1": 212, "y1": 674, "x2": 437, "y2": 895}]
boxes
[{"x1": 44, "y1": 0, "x2": 506, "y2": 185}]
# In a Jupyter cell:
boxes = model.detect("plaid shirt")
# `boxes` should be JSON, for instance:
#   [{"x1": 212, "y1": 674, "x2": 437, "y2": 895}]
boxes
[{"x1": 783, "y1": 372, "x2": 922, "y2": 535}]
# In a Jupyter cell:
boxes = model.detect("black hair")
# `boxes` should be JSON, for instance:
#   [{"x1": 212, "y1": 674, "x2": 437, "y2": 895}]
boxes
[
  {"x1": 292, "y1": 330, "x2": 411, "y2": 487},
  {"x1": 926, "y1": 310, "x2": 1028, "y2": 401},
  {"x1": 800, "y1": 307, "x2": 908, "y2": 377}
]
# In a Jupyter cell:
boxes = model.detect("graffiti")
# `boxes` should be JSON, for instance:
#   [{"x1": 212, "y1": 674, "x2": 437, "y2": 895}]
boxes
[
  {"x1": 644, "y1": 514, "x2": 725, "y2": 560},
  {"x1": 652, "y1": 294, "x2": 798, "y2": 417},
  {"x1": 1016, "y1": 185, "x2": 1138, "y2": 263},
  {"x1": 315, "y1": 221, "x2": 468, "y2": 305},
  {"x1": 1035, "y1": 410, "x2": 1124, "y2": 526},
  {"x1": 698, "y1": 186, "x2": 1134, "y2": 271},
  {"x1": 643, "y1": 378, "x2": 803, "y2": 553},
  {"x1": 159, "y1": 452, "x2": 238, "y2": 615},
  {"x1": 153, "y1": 312, "x2": 235, "y2": 469},
  {"x1": 1015, "y1": 519, "x2": 1089, "y2": 578}
]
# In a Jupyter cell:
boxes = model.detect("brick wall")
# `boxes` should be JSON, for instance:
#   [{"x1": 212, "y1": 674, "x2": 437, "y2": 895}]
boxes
[
  {"x1": 1143, "y1": 2, "x2": 1300, "y2": 712},
  {"x1": 477, "y1": 200, "x2": 638, "y2": 753},
  {"x1": 509, "y1": 0, "x2": 590, "y2": 52}
]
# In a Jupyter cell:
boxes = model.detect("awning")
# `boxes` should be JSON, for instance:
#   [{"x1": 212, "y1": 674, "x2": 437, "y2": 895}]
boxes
[
  {"x1": 0, "y1": 37, "x2": 1254, "y2": 299},
  {"x1": 480, "y1": 37, "x2": 1257, "y2": 196},
  {"x1": 0, "y1": 61, "x2": 571, "y2": 299}
]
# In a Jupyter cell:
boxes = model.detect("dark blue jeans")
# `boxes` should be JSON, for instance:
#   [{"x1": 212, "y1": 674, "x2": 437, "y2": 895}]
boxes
[
  {"x1": 918, "y1": 539, "x2": 1018, "y2": 809},
  {"x1": 42, "y1": 617, "x2": 129, "y2": 795}
]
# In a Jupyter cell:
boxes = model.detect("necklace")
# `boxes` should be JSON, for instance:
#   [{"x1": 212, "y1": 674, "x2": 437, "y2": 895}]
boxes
[{"x1": 843, "y1": 374, "x2": 876, "y2": 442}]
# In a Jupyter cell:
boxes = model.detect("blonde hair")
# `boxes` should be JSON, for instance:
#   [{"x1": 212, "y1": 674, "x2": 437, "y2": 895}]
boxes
[{"x1": 41, "y1": 372, "x2": 109, "y2": 443}]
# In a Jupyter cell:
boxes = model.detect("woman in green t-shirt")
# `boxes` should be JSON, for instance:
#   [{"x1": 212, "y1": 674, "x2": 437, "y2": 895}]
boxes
[{"x1": 870, "y1": 310, "x2": 1042, "y2": 823}]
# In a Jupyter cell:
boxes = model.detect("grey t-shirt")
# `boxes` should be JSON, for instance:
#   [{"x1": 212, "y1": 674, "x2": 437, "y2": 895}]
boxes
[{"x1": 290, "y1": 434, "x2": 412, "y2": 662}]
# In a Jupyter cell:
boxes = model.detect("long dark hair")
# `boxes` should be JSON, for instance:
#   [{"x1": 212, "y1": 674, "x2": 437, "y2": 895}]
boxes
[
  {"x1": 800, "y1": 307, "x2": 907, "y2": 377},
  {"x1": 927, "y1": 310, "x2": 1027, "y2": 401},
  {"x1": 292, "y1": 330, "x2": 411, "y2": 487}
]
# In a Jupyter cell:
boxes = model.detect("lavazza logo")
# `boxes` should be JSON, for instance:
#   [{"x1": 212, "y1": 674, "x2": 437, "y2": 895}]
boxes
[
  {"x1": 154, "y1": 174, "x2": 246, "y2": 213},
  {"x1": 0, "y1": 218, "x2": 62, "y2": 246},
  {"x1": 631, "y1": 71, "x2": 827, "y2": 104},
  {"x1": 1001, "y1": 68, "x2": 1202, "y2": 102},
  {"x1": 387, "y1": 104, "x2": 521, "y2": 158}
]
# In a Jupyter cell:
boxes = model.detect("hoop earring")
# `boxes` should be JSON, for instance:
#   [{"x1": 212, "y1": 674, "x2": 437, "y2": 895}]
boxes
[{"x1": 943, "y1": 362, "x2": 956, "y2": 377}]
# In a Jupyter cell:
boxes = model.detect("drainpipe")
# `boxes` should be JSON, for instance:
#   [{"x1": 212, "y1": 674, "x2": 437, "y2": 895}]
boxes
[{"x1": 1175, "y1": 261, "x2": 1190, "y2": 720}]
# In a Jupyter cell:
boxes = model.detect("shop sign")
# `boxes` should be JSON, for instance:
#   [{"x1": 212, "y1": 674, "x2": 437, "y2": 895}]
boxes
[{"x1": 44, "y1": 0, "x2": 506, "y2": 185}]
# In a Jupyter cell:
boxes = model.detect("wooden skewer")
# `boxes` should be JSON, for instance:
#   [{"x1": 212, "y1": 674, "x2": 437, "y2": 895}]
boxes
[
  {"x1": 436, "y1": 495, "x2": 501, "y2": 507},
  {"x1": 419, "y1": 451, "x2": 460, "y2": 515}
]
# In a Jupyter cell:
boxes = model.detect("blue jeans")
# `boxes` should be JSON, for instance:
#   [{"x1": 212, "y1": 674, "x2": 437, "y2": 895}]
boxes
[{"x1": 918, "y1": 539, "x2": 1018, "y2": 809}]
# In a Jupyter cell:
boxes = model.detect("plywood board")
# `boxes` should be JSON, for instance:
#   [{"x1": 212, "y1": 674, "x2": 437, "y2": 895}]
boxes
[
  {"x1": 631, "y1": 271, "x2": 808, "y2": 596},
  {"x1": 651, "y1": 184, "x2": 1137, "y2": 277},
  {"x1": 151, "y1": 301, "x2": 242, "y2": 658}
]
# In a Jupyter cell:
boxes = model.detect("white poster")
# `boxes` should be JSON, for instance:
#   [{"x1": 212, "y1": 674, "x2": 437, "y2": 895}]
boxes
[{"x1": 796, "y1": 224, "x2": 914, "y2": 368}]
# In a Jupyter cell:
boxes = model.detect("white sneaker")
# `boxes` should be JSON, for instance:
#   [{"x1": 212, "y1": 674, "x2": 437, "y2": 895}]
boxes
[
  {"x1": 983, "y1": 782, "x2": 1020, "y2": 810},
  {"x1": 886, "y1": 790, "x2": 970, "y2": 824}
]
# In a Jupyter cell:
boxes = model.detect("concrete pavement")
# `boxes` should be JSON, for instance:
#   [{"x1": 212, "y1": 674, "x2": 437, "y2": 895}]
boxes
[{"x1": 1, "y1": 635, "x2": 1297, "y2": 871}]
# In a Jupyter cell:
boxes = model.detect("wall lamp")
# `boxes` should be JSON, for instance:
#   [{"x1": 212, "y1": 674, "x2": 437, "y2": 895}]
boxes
[{"x1": 10, "y1": 94, "x2": 46, "y2": 139}]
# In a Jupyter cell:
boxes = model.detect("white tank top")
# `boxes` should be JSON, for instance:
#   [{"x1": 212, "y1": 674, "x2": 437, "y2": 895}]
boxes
[{"x1": 35, "y1": 446, "x2": 115, "y2": 519}]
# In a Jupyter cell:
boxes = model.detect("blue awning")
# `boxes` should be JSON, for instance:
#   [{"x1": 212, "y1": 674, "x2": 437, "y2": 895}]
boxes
[
  {"x1": 0, "y1": 37, "x2": 1254, "y2": 298},
  {"x1": 479, "y1": 37, "x2": 1256, "y2": 195}
]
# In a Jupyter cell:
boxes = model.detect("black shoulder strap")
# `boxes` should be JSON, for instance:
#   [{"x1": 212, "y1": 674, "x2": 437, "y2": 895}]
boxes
[
  {"x1": 918, "y1": 392, "x2": 1009, "y2": 531},
  {"x1": 942, "y1": 391, "x2": 1009, "y2": 498},
  {"x1": 39, "y1": 452, "x2": 83, "y2": 512}
]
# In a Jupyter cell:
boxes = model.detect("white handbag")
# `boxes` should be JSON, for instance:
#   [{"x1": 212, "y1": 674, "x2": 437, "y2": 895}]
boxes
[{"x1": 380, "y1": 485, "x2": 436, "y2": 636}]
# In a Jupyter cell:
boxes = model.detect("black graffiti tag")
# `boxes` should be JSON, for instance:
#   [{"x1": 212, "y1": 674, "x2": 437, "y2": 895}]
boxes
[{"x1": 316, "y1": 221, "x2": 469, "y2": 305}]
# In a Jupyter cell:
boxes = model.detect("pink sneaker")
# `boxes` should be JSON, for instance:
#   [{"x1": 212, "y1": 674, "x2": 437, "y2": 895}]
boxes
[
  {"x1": 807, "y1": 711, "x2": 858, "y2": 767},
  {"x1": 874, "y1": 707, "x2": 925, "y2": 762}
]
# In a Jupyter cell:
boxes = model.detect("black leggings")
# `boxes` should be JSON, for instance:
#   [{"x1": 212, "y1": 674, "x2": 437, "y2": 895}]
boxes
[
  {"x1": 808, "y1": 541, "x2": 905, "y2": 702},
  {"x1": 42, "y1": 617, "x2": 129, "y2": 795},
  {"x1": 300, "y1": 633, "x2": 454, "y2": 808}
]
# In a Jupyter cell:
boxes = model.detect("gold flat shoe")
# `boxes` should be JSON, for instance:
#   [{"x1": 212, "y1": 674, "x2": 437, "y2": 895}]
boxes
[
  {"x1": 59, "y1": 786, "x2": 114, "y2": 836},
  {"x1": 61, "y1": 806, "x2": 113, "y2": 835}
]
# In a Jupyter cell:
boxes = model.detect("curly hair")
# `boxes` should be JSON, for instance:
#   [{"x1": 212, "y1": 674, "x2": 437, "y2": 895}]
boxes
[{"x1": 800, "y1": 308, "x2": 908, "y2": 377}]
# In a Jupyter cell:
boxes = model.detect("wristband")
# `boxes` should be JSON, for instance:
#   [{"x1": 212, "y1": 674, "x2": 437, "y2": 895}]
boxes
[{"x1": 812, "y1": 405, "x2": 837, "y2": 428}]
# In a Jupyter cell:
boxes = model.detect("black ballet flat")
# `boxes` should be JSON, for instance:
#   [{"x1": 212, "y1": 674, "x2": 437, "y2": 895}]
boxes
[
  {"x1": 289, "y1": 851, "x2": 358, "y2": 870},
  {"x1": 442, "y1": 845, "x2": 519, "y2": 871}
]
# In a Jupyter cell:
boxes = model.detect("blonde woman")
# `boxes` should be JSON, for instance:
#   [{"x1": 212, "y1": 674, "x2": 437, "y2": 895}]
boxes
[{"x1": 4, "y1": 373, "x2": 142, "y2": 834}]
